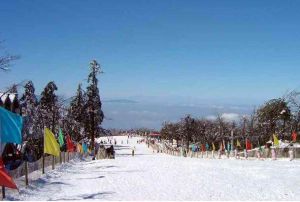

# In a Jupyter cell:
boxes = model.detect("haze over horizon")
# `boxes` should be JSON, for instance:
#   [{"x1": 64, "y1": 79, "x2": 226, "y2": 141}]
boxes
[{"x1": 1, "y1": 1, "x2": 300, "y2": 129}]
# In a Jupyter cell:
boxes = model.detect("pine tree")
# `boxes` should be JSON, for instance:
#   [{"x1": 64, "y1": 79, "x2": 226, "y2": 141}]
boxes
[
  {"x1": 20, "y1": 81, "x2": 38, "y2": 139},
  {"x1": 70, "y1": 84, "x2": 86, "y2": 124},
  {"x1": 38, "y1": 81, "x2": 60, "y2": 134},
  {"x1": 7, "y1": 83, "x2": 20, "y2": 113},
  {"x1": 85, "y1": 60, "x2": 104, "y2": 149},
  {"x1": 65, "y1": 83, "x2": 86, "y2": 141}
]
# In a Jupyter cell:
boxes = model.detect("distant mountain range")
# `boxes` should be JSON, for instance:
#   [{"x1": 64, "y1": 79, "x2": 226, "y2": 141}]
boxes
[{"x1": 103, "y1": 99, "x2": 138, "y2": 104}]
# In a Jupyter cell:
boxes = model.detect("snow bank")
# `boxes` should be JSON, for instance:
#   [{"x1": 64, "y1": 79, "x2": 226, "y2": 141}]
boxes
[{"x1": 5, "y1": 136, "x2": 300, "y2": 201}]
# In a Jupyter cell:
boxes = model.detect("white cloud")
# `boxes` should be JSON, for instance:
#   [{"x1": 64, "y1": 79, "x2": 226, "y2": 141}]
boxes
[
  {"x1": 206, "y1": 115, "x2": 217, "y2": 120},
  {"x1": 221, "y1": 113, "x2": 240, "y2": 122},
  {"x1": 128, "y1": 110, "x2": 159, "y2": 117}
]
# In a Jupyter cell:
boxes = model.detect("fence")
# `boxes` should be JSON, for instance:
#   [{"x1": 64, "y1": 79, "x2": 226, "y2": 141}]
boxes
[
  {"x1": 8, "y1": 146, "x2": 114, "y2": 183},
  {"x1": 150, "y1": 141, "x2": 300, "y2": 160},
  {"x1": 8, "y1": 152, "x2": 80, "y2": 180},
  {"x1": 1, "y1": 148, "x2": 115, "y2": 200}
]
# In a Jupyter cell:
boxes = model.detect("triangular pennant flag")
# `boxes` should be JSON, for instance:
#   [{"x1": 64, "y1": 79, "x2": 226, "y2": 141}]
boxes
[
  {"x1": 236, "y1": 139, "x2": 241, "y2": 147},
  {"x1": 212, "y1": 143, "x2": 216, "y2": 151},
  {"x1": 0, "y1": 107, "x2": 23, "y2": 144},
  {"x1": 58, "y1": 128, "x2": 64, "y2": 147},
  {"x1": 227, "y1": 141, "x2": 231, "y2": 151},
  {"x1": 205, "y1": 143, "x2": 209, "y2": 151},
  {"x1": 246, "y1": 139, "x2": 251, "y2": 150},
  {"x1": 292, "y1": 131, "x2": 297, "y2": 142},
  {"x1": 82, "y1": 143, "x2": 88, "y2": 153},
  {"x1": 44, "y1": 128, "x2": 60, "y2": 157},
  {"x1": 273, "y1": 134, "x2": 279, "y2": 146},
  {"x1": 80, "y1": 144, "x2": 84, "y2": 154},
  {"x1": 0, "y1": 158, "x2": 17, "y2": 189},
  {"x1": 77, "y1": 143, "x2": 83, "y2": 154},
  {"x1": 66, "y1": 135, "x2": 75, "y2": 152},
  {"x1": 258, "y1": 141, "x2": 262, "y2": 152},
  {"x1": 201, "y1": 144, "x2": 206, "y2": 152}
]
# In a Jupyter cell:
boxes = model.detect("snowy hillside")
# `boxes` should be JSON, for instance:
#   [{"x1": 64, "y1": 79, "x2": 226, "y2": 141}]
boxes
[{"x1": 5, "y1": 136, "x2": 300, "y2": 201}]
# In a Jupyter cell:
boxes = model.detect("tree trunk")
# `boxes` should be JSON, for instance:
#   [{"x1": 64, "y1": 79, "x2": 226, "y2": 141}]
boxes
[
  {"x1": 91, "y1": 111, "x2": 95, "y2": 152},
  {"x1": 186, "y1": 139, "x2": 189, "y2": 151}
]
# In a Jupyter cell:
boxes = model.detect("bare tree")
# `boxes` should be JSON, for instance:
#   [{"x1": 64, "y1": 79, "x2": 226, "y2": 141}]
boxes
[{"x1": 0, "y1": 40, "x2": 19, "y2": 71}]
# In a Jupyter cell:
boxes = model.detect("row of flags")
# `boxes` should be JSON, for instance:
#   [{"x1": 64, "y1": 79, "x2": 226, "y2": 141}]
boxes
[
  {"x1": 0, "y1": 107, "x2": 23, "y2": 190},
  {"x1": 44, "y1": 127, "x2": 90, "y2": 156},
  {"x1": 0, "y1": 107, "x2": 90, "y2": 191},
  {"x1": 198, "y1": 132, "x2": 298, "y2": 152}
]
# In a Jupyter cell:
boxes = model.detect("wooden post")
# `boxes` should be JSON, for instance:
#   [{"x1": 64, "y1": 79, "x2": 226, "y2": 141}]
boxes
[
  {"x1": 25, "y1": 161, "x2": 29, "y2": 186},
  {"x1": 63, "y1": 152, "x2": 65, "y2": 163},
  {"x1": 59, "y1": 152, "x2": 62, "y2": 164},
  {"x1": 42, "y1": 154, "x2": 45, "y2": 174},
  {"x1": 2, "y1": 187, "x2": 5, "y2": 199},
  {"x1": 52, "y1": 156, "x2": 55, "y2": 170},
  {"x1": 67, "y1": 152, "x2": 69, "y2": 162}
]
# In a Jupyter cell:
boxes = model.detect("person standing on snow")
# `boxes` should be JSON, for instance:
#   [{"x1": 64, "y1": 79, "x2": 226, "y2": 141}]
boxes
[{"x1": 132, "y1": 146, "x2": 136, "y2": 156}]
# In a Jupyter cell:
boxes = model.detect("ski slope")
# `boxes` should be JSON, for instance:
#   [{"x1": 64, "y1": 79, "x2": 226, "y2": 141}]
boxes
[{"x1": 6, "y1": 136, "x2": 300, "y2": 201}]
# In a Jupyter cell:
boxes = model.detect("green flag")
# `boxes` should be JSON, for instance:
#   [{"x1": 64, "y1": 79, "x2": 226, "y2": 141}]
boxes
[{"x1": 58, "y1": 128, "x2": 64, "y2": 147}]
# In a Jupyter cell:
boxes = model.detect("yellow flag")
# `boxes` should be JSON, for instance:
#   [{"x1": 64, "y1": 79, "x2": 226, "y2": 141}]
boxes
[
  {"x1": 44, "y1": 128, "x2": 60, "y2": 157},
  {"x1": 236, "y1": 139, "x2": 241, "y2": 147},
  {"x1": 273, "y1": 134, "x2": 279, "y2": 146},
  {"x1": 212, "y1": 143, "x2": 215, "y2": 151},
  {"x1": 77, "y1": 143, "x2": 84, "y2": 154}
]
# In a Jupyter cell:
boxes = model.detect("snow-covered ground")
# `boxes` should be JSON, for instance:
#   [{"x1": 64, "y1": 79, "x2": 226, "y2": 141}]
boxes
[{"x1": 6, "y1": 136, "x2": 300, "y2": 201}]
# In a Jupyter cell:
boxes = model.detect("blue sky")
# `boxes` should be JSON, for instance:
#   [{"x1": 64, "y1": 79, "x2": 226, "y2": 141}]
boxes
[{"x1": 1, "y1": 1, "x2": 300, "y2": 129}]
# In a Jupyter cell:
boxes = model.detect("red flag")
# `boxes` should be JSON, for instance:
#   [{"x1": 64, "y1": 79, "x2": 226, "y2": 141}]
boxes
[
  {"x1": 220, "y1": 142, "x2": 224, "y2": 151},
  {"x1": 0, "y1": 158, "x2": 17, "y2": 189},
  {"x1": 201, "y1": 144, "x2": 206, "y2": 152},
  {"x1": 292, "y1": 131, "x2": 297, "y2": 142},
  {"x1": 66, "y1": 135, "x2": 75, "y2": 152},
  {"x1": 246, "y1": 139, "x2": 251, "y2": 150}
]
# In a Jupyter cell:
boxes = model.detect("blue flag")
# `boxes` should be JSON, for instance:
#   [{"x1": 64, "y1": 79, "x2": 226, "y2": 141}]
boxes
[
  {"x1": 205, "y1": 143, "x2": 209, "y2": 150},
  {"x1": 0, "y1": 107, "x2": 23, "y2": 144},
  {"x1": 227, "y1": 141, "x2": 231, "y2": 151},
  {"x1": 82, "y1": 143, "x2": 88, "y2": 153}
]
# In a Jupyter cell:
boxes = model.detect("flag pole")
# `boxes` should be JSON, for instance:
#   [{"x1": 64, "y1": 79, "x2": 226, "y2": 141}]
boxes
[
  {"x1": 42, "y1": 127, "x2": 45, "y2": 174},
  {"x1": 0, "y1": 118, "x2": 5, "y2": 199},
  {"x1": 52, "y1": 156, "x2": 55, "y2": 170},
  {"x1": 25, "y1": 161, "x2": 28, "y2": 186}
]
